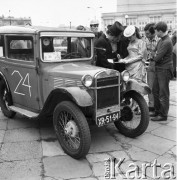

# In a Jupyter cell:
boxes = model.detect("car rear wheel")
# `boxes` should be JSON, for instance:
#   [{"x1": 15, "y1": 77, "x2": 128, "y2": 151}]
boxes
[
  {"x1": 114, "y1": 91, "x2": 149, "y2": 138},
  {"x1": 0, "y1": 81, "x2": 16, "y2": 118},
  {"x1": 53, "y1": 101, "x2": 91, "y2": 159}
]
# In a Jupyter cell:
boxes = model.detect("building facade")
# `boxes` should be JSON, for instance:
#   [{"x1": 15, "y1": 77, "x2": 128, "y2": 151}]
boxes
[
  {"x1": 0, "y1": 16, "x2": 32, "y2": 26},
  {"x1": 101, "y1": 0, "x2": 176, "y2": 33}
]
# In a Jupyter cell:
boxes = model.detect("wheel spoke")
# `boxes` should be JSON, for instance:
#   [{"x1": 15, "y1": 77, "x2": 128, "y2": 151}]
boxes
[
  {"x1": 58, "y1": 120, "x2": 65, "y2": 130},
  {"x1": 64, "y1": 111, "x2": 69, "y2": 125},
  {"x1": 60, "y1": 112, "x2": 67, "y2": 127},
  {"x1": 75, "y1": 135, "x2": 81, "y2": 143},
  {"x1": 67, "y1": 135, "x2": 80, "y2": 149},
  {"x1": 66, "y1": 127, "x2": 80, "y2": 150},
  {"x1": 59, "y1": 113, "x2": 65, "y2": 125}
]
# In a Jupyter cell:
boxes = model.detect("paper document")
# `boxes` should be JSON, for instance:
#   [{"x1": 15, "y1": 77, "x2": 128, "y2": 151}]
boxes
[{"x1": 107, "y1": 59, "x2": 114, "y2": 63}]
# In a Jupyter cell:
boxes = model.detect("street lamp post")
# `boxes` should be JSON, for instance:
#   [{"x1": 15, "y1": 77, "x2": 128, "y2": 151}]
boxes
[
  {"x1": 9, "y1": 10, "x2": 11, "y2": 25},
  {"x1": 125, "y1": 15, "x2": 128, "y2": 26}
]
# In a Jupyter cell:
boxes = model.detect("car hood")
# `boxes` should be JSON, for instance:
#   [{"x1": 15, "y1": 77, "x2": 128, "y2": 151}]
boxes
[{"x1": 47, "y1": 63, "x2": 108, "y2": 78}]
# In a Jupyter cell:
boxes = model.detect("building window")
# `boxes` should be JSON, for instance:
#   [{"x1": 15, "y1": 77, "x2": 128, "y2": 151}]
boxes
[
  {"x1": 128, "y1": 18, "x2": 136, "y2": 26},
  {"x1": 150, "y1": 16, "x2": 161, "y2": 23}
]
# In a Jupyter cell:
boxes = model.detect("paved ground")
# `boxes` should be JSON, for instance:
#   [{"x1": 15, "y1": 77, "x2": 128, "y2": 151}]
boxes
[{"x1": 0, "y1": 80, "x2": 176, "y2": 180}]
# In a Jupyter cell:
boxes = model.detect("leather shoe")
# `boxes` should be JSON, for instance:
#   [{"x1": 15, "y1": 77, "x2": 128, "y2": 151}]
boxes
[
  {"x1": 151, "y1": 115, "x2": 167, "y2": 121},
  {"x1": 149, "y1": 111, "x2": 158, "y2": 117}
]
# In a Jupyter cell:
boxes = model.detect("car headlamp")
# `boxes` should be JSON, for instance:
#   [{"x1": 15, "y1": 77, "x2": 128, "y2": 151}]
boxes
[
  {"x1": 81, "y1": 75, "x2": 93, "y2": 87},
  {"x1": 121, "y1": 70, "x2": 130, "y2": 82}
]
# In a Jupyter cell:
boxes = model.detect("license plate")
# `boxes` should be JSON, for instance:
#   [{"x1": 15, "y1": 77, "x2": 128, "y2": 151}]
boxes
[{"x1": 97, "y1": 112, "x2": 119, "y2": 127}]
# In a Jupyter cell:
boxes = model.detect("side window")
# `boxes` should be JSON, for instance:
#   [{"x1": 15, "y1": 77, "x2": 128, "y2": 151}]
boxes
[
  {"x1": 10, "y1": 40, "x2": 32, "y2": 49},
  {"x1": 0, "y1": 35, "x2": 5, "y2": 57},
  {"x1": 7, "y1": 36, "x2": 34, "y2": 61}
]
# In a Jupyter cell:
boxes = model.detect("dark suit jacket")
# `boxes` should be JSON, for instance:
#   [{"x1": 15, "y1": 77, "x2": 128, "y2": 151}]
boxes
[
  {"x1": 95, "y1": 34, "x2": 116, "y2": 69},
  {"x1": 71, "y1": 38, "x2": 90, "y2": 57},
  {"x1": 114, "y1": 35, "x2": 129, "y2": 72},
  {"x1": 117, "y1": 35, "x2": 129, "y2": 58}
]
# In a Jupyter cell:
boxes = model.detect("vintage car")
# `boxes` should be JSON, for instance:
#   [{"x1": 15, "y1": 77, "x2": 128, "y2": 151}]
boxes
[{"x1": 0, "y1": 26, "x2": 150, "y2": 159}]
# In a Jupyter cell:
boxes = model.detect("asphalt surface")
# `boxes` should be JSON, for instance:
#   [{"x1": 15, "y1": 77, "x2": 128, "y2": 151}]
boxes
[{"x1": 0, "y1": 80, "x2": 176, "y2": 180}]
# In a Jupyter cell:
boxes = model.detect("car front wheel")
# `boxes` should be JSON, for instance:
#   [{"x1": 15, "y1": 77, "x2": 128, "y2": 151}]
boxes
[
  {"x1": 53, "y1": 101, "x2": 91, "y2": 159},
  {"x1": 114, "y1": 91, "x2": 149, "y2": 138}
]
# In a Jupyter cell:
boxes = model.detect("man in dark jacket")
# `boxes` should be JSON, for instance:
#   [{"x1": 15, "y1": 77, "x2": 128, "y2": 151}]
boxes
[
  {"x1": 171, "y1": 30, "x2": 176, "y2": 78},
  {"x1": 151, "y1": 21, "x2": 173, "y2": 121},
  {"x1": 115, "y1": 31, "x2": 129, "y2": 72},
  {"x1": 95, "y1": 21, "x2": 124, "y2": 69}
]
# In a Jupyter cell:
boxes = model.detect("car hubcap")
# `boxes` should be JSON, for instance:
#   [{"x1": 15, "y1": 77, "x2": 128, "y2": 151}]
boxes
[{"x1": 64, "y1": 120, "x2": 78, "y2": 138}]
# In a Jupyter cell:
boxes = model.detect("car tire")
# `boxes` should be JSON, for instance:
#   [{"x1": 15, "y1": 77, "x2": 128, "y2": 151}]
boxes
[
  {"x1": 53, "y1": 101, "x2": 91, "y2": 159},
  {"x1": 114, "y1": 91, "x2": 149, "y2": 138},
  {"x1": 0, "y1": 81, "x2": 16, "y2": 118}
]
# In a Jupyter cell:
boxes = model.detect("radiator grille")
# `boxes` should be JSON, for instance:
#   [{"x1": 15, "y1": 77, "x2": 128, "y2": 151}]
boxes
[
  {"x1": 97, "y1": 76, "x2": 119, "y2": 109},
  {"x1": 97, "y1": 76, "x2": 118, "y2": 87}
]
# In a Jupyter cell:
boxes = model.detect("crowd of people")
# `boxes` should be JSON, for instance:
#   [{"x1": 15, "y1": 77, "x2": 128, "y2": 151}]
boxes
[{"x1": 76, "y1": 20, "x2": 176, "y2": 122}]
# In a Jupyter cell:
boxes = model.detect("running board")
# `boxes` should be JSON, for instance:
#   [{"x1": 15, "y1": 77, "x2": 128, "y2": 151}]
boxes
[{"x1": 9, "y1": 106, "x2": 39, "y2": 118}]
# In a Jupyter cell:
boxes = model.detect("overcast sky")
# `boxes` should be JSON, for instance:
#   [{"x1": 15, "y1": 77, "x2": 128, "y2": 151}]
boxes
[{"x1": 0, "y1": 0, "x2": 117, "y2": 27}]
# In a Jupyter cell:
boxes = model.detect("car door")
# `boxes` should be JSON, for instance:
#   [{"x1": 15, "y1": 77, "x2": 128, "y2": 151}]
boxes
[{"x1": 3, "y1": 35, "x2": 40, "y2": 111}]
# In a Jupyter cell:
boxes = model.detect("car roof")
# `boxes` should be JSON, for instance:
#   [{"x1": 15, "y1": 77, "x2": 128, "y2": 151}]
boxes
[{"x1": 0, "y1": 25, "x2": 94, "y2": 35}]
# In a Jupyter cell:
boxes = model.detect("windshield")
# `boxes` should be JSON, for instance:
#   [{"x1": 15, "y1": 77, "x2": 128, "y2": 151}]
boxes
[{"x1": 40, "y1": 36, "x2": 93, "y2": 62}]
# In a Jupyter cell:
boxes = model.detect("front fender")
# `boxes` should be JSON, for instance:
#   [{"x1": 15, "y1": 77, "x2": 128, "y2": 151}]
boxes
[
  {"x1": 61, "y1": 87, "x2": 93, "y2": 107},
  {"x1": 39, "y1": 87, "x2": 93, "y2": 118},
  {"x1": 125, "y1": 79, "x2": 151, "y2": 95}
]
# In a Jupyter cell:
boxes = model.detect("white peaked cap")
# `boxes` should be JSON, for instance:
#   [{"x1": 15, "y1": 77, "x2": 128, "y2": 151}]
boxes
[
  {"x1": 90, "y1": 19, "x2": 99, "y2": 25},
  {"x1": 123, "y1": 25, "x2": 135, "y2": 37}
]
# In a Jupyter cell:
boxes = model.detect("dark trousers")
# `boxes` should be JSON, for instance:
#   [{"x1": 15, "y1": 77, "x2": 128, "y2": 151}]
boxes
[
  {"x1": 152, "y1": 67, "x2": 172, "y2": 117},
  {"x1": 147, "y1": 61, "x2": 155, "y2": 108},
  {"x1": 173, "y1": 53, "x2": 176, "y2": 77}
]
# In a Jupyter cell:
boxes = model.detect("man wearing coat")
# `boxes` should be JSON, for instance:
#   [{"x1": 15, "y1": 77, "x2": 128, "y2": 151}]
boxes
[{"x1": 95, "y1": 21, "x2": 124, "y2": 69}]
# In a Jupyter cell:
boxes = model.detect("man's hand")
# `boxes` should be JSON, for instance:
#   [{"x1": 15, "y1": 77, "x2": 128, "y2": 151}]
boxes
[
  {"x1": 151, "y1": 51, "x2": 156, "y2": 58},
  {"x1": 117, "y1": 54, "x2": 121, "y2": 59},
  {"x1": 118, "y1": 59, "x2": 126, "y2": 63}
]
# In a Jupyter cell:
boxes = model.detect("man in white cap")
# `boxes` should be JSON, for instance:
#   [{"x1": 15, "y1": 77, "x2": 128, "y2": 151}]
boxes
[
  {"x1": 90, "y1": 19, "x2": 103, "y2": 65},
  {"x1": 90, "y1": 19, "x2": 103, "y2": 45},
  {"x1": 90, "y1": 19, "x2": 99, "y2": 34}
]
